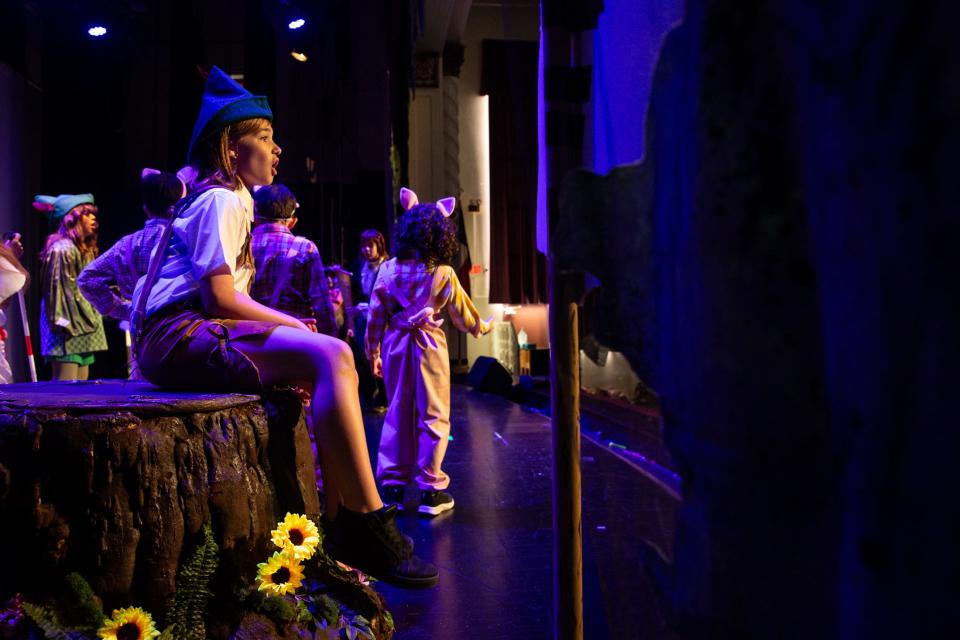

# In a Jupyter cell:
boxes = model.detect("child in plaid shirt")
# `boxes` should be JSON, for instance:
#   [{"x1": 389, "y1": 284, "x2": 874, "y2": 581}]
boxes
[
  {"x1": 78, "y1": 169, "x2": 185, "y2": 323},
  {"x1": 250, "y1": 184, "x2": 338, "y2": 336},
  {"x1": 366, "y1": 188, "x2": 492, "y2": 516}
]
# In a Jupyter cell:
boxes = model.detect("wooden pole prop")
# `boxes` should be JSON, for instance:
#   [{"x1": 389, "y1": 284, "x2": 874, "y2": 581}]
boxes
[{"x1": 542, "y1": 13, "x2": 587, "y2": 640}]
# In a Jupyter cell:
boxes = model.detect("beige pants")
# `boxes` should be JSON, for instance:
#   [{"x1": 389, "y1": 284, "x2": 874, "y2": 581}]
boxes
[{"x1": 377, "y1": 323, "x2": 451, "y2": 491}]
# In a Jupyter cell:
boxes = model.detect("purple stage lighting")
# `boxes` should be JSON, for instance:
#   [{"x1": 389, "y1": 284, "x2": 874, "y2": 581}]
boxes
[
  {"x1": 87, "y1": 26, "x2": 107, "y2": 37},
  {"x1": 288, "y1": 18, "x2": 305, "y2": 30}
]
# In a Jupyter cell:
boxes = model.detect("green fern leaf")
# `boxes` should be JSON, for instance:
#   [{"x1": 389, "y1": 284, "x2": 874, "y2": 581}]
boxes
[
  {"x1": 21, "y1": 601, "x2": 90, "y2": 640},
  {"x1": 163, "y1": 520, "x2": 219, "y2": 640}
]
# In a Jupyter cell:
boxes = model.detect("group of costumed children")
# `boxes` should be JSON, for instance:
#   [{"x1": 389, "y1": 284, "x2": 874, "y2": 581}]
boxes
[{"x1": 9, "y1": 66, "x2": 491, "y2": 589}]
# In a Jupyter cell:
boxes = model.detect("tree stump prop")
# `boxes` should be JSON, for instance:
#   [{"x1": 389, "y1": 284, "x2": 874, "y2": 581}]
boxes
[{"x1": 0, "y1": 380, "x2": 320, "y2": 617}]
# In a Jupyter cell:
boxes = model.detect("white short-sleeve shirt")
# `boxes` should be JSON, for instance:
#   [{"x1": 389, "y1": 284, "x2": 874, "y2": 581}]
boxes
[{"x1": 132, "y1": 182, "x2": 255, "y2": 317}]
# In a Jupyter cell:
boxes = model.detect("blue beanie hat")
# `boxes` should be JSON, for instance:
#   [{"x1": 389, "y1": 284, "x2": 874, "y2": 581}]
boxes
[
  {"x1": 33, "y1": 193, "x2": 96, "y2": 222},
  {"x1": 187, "y1": 66, "x2": 273, "y2": 163}
]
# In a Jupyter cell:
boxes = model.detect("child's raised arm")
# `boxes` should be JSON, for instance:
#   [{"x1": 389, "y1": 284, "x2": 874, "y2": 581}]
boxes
[{"x1": 435, "y1": 266, "x2": 491, "y2": 337}]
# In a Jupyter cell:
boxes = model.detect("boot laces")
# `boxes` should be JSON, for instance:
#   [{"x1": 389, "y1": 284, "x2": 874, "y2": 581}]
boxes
[{"x1": 376, "y1": 513, "x2": 412, "y2": 560}]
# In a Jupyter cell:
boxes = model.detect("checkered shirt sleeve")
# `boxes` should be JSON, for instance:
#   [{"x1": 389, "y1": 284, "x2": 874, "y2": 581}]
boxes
[
  {"x1": 78, "y1": 219, "x2": 164, "y2": 322},
  {"x1": 251, "y1": 226, "x2": 338, "y2": 335}
]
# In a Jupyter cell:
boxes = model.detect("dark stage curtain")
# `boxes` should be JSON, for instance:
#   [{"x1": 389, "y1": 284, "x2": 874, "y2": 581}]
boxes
[{"x1": 481, "y1": 39, "x2": 546, "y2": 304}]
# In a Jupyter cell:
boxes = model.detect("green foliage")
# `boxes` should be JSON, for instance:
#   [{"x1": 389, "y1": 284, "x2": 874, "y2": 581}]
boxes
[
  {"x1": 250, "y1": 591, "x2": 298, "y2": 624},
  {"x1": 342, "y1": 615, "x2": 374, "y2": 640},
  {"x1": 21, "y1": 601, "x2": 91, "y2": 640},
  {"x1": 310, "y1": 593, "x2": 340, "y2": 627},
  {"x1": 295, "y1": 600, "x2": 314, "y2": 624},
  {"x1": 163, "y1": 521, "x2": 219, "y2": 640},
  {"x1": 61, "y1": 572, "x2": 104, "y2": 631}
]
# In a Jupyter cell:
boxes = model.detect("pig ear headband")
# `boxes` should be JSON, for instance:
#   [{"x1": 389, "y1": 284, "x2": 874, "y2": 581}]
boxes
[
  {"x1": 399, "y1": 187, "x2": 419, "y2": 211},
  {"x1": 400, "y1": 187, "x2": 455, "y2": 218},
  {"x1": 176, "y1": 166, "x2": 198, "y2": 197},
  {"x1": 143, "y1": 167, "x2": 189, "y2": 199},
  {"x1": 436, "y1": 197, "x2": 456, "y2": 218}
]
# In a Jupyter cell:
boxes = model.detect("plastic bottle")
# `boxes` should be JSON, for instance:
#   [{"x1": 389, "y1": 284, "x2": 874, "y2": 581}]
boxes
[{"x1": 517, "y1": 328, "x2": 528, "y2": 349}]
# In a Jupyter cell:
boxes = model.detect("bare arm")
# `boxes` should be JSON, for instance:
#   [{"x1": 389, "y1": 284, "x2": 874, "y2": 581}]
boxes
[{"x1": 199, "y1": 265, "x2": 310, "y2": 331}]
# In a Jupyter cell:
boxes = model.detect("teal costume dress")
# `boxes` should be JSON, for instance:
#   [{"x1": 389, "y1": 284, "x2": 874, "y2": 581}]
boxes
[{"x1": 39, "y1": 238, "x2": 108, "y2": 365}]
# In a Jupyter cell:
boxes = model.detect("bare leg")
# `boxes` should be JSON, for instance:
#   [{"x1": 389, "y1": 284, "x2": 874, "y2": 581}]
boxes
[
  {"x1": 308, "y1": 411, "x2": 344, "y2": 516},
  {"x1": 76, "y1": 365, "x2": 90, "y2": 381},
  {"x1": 52, "y1": 361, "x2": 79, "y2": 381},
  {"x1": 236, "y1": 327, "x2": 382, "y2": 517},
  {"x1": 234, "y1": 328, "x2": 439, "y2": 588},
  {"x1": 318, "y1": 459, "x2": 343, "y2": 515}
]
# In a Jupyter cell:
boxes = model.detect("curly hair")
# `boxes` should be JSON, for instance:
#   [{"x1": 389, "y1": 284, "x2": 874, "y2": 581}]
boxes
[{"x1": 393, "y1": 203, "x2": 459, "y2": 268}]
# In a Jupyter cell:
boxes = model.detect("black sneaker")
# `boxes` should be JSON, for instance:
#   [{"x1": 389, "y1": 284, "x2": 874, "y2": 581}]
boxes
[
  {"x1": 418, "y1": 490, "x2": 455, "y2": 516},
  {"x1": 327, "y1": 505, "x2": 438, "y2": 589},
  {"x1": 381, "y1": 485, "x2": 406, "y2": 510}
]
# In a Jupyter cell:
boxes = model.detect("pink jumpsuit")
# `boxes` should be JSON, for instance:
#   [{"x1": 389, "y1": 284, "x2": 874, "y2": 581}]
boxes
[{"x1": 365, "y1": 259, "x2": 488, "y2": 491}]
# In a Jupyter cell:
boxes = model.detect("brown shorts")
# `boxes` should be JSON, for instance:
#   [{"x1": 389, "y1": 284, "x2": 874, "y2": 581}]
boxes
[{"x1": 137, "y1": 305, "x2": 279, "y2": 392}]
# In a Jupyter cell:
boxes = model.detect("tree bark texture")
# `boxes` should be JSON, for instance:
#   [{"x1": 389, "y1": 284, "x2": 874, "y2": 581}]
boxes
[{"x1": 0, "y1": 382, "x2": 319, "y2": 616}]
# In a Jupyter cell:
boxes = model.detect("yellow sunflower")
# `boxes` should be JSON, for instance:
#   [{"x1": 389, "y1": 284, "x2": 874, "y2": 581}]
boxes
[
  {"x1": 97, "y1": 607, "x2": 161, "y2": 640},
  {"x1": 270, "y1": 512, "x2": 320, "y2": 560},
  {"x1": 257, "y1": 551, "x2": 305, "y2": 596}
]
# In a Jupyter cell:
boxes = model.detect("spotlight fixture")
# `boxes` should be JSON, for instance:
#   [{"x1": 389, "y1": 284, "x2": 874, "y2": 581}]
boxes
[
  {"x1": 87, "y1": 26, "x2": 107, "y2": 37},
  {"x1": 288, "y1": 18, "x2": 306, "y2": 30},
  {"x1": 290, "y1": 51, "x2": 308, "y2": 62}
]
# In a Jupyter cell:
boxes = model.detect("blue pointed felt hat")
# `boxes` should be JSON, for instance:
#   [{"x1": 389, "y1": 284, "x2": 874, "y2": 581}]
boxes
[
  {"x1": 186, "y1": 66, "x2": 273, "y2": 162},
  {"x1": 33, "y1": 193, "x2": 96, "y2": 222}
]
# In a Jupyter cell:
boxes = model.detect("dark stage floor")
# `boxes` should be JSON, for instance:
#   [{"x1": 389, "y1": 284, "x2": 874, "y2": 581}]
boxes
[{"x1": 359, "y1": 385, "x2": 680, "y2": 639}]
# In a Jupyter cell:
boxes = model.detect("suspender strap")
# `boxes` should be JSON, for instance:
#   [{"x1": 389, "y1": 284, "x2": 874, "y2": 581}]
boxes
[
  {"x1": 385, "y1": 274, "x2": 412, "y2": 310},
  {"x1": 130, "y1": 186, "x2": 228, "y2": 353},
  {"x1": 384, "y1": 264, "x2": 447, "y2": 313},
  {"x1": 383, "y1": 266, "x2": 447, "y2": 350}
]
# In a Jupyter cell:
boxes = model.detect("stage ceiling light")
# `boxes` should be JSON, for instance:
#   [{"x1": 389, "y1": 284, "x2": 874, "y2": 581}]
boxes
[
  {"x1": 87, "y1": 26, "x2": 107, "y2": 37},
  {"x1": 290, "y1": 51, "x2": 308, "y2": 62},
  {"x1": 288, "y1": 18, "x2": 306, "y2": 30}
]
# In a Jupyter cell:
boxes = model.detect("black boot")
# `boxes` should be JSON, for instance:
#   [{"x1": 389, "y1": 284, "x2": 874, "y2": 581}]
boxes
[
  {"x1": 324, "y1": 511, "x2": 413, "y2": 556},
  {"x1": 325, "y1": 505, "x2": 438, "y2": 589}
]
